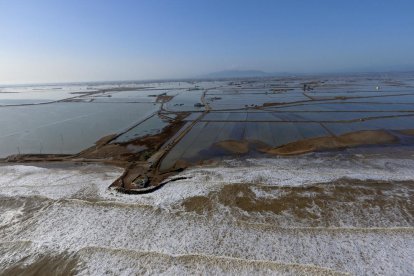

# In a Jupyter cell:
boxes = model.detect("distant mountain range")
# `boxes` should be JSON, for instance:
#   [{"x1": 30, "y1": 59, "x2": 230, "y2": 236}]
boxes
[
  {"x1": 200, "y1": 70, "x2": 278, "y2": 79},
  {"x1": 199, "y1": 67, "x2": 414, "y2": 79}
]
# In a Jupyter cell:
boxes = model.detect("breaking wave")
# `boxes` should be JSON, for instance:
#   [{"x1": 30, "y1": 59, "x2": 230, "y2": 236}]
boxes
[{"x1": 1, "y1": 154, "x2": 414, "y2": 274}]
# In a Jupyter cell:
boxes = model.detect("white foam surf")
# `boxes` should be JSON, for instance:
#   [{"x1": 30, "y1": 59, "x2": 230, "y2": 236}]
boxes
[{"x1": 0, "y1": 155, "x2": 414, "y2": 274}]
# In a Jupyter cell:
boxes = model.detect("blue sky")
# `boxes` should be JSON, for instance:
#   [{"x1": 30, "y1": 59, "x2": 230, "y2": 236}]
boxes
[{"x1": 1, "y1": 0, "x2": 414, "y2": 84}]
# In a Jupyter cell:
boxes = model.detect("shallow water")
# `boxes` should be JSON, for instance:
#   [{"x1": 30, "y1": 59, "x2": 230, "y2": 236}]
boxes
[
  {"x1": 0, "y1": 80, "x2": 219, "y2": 158},
  {"x1": 0, "y1": 84, "x2": 94, "y2": 105},
  {"x1": 160, "y1": 121, "x2": 331, "y2": 169},
  {"x1": 161, "y1": 75, "x2": 414, "y2": 170},
  {"x1": 1, "y1": 75, "x2": 414, "y2": 166},
  {"x1": 0, "y1": 102, "x2": 159, "y2": 157},
  {"x1": 112, "y1": 114, "x2": 170, "y2": 143}
]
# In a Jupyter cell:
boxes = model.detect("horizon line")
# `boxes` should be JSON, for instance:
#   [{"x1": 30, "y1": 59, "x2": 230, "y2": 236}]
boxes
[{"x1": 1, "y1": 69, "x2": 413, "y2": 87}]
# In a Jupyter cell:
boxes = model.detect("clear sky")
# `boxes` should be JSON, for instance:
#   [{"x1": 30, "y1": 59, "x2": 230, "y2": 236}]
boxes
[{"x1": 1, "y1": 0, "x2": 414, "y2": 84}]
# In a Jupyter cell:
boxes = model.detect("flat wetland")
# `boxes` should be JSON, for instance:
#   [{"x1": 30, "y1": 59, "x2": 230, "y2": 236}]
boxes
[{"x1": 1, "y1": 73, "x2": 414, "y2": 274}]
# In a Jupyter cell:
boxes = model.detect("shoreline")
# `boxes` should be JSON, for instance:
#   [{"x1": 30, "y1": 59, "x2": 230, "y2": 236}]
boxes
[{"x1": 2, "y1": 127, "x2": 414, "y2": 194}]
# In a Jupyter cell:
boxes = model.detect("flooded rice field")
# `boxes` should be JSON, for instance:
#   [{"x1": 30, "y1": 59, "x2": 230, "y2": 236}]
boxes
[
  {"x1": 1, "y1": 73, "x2": 414, "y2": 274},
  {"x1": 1, "y1": 75, "x2": 414, "y2": 165}
]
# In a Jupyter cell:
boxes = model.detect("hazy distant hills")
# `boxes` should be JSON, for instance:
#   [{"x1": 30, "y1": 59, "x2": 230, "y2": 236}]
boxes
[
  {"x1": 200, "y1": 67, "x2": 414, "y2": 80},
  {"x1": 201, "y1": 70, "x2": 275, "y2": 79}
]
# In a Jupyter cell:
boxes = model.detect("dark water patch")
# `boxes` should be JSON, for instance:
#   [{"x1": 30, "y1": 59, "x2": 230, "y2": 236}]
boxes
[
  {"x1": 0, "y1": 252, "x2": 80, "y2": 276},
  {"x1": 113, "y1": 114, "x2": 171, "y2": 143}
]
